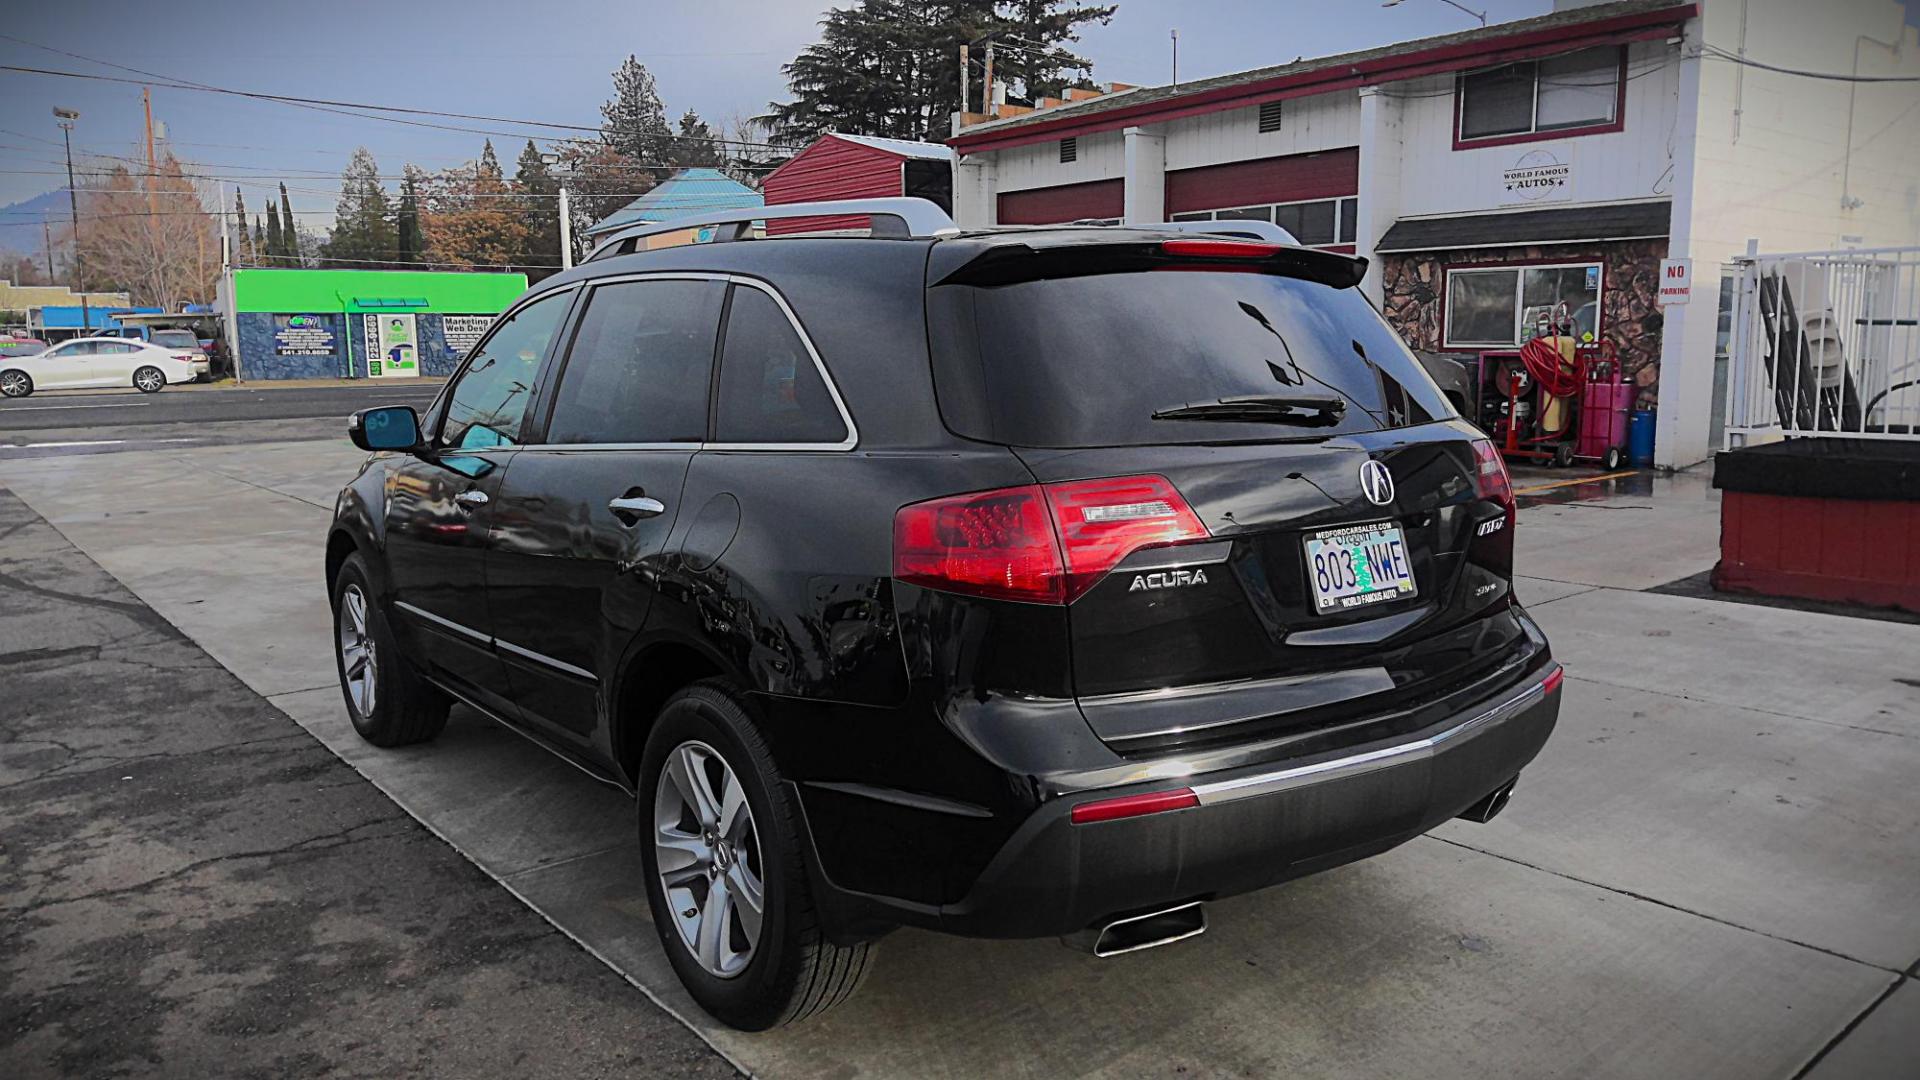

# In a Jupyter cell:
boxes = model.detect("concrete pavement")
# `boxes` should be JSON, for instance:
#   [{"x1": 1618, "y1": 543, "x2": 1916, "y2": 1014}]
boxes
[
  {"x1": 2, "y1": 442, "x2": 1915, "y2": 1077},
  {"x1": 0, "y1": 489, "x2": 735, "y2": 1079}
]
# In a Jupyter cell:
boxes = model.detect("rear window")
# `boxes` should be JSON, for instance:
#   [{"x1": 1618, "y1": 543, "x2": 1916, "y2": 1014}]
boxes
[
  {"x1": 929, "y1": 271, "x2": 1453, "y2": 447},
  {"x1": 150, "y1": 330, "x2": 199, "y2": 348}
]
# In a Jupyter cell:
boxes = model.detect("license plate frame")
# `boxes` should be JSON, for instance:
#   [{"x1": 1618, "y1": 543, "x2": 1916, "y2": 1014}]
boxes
[{"x1": 1303, "y1": 521, "x2": 1417, "y2": 614}]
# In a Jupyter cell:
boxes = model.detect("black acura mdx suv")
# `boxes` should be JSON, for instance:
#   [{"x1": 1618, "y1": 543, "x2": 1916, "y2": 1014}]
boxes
[{"x1": 326, "y1": 205, "x2": 1561, "y2": 1030}]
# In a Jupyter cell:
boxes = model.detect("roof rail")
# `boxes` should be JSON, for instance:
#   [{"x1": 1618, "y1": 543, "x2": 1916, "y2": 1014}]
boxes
[
  {"x1": 586, "y1": 197, "x2": 959, "y2": 261},
  {"x1": 1155, "y1": 219, "x2": 1299, "y2": 246}
]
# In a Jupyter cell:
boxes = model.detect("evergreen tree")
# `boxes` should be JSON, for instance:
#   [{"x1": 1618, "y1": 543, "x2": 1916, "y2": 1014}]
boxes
[
  {"x1": 320, "y1": 147, "x2": 396, "y2": 269},
  {"x1": 277, "y1": 183, "x2": 299, "y2": 266},
  {"x1": 600, "y1": 56, "x2": 673, "y2": 164},
  {"x1": 512, "y1": 139, "x2": 561, "y2": 276},
  {"x1": 767, "y1": 0, "x2": 1112, "y2": 144},
  {"x1": 672, "y1": 110, "x2": 723, "y2": 168},
  {"x1": 232, "y1": 189, "x2": 253, "y2": 265},
  {"x1": 395, "y1": 166, "x2": 423, "y2": 265},
  {"x1": 252, "y1": 216, "x2": 265, "y2": 262},
  {"x1": 265, "y1": 199, "x2": 285, "y2": 264}
]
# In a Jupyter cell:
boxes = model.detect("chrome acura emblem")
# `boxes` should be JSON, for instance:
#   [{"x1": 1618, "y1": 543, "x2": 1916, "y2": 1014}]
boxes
[{"x1": 1359, "y1": 460, "x2": 1395, "y2": 506}]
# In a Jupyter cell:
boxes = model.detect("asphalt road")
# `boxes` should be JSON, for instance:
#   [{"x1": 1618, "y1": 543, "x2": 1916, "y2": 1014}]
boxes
[{"x1": 0, "y1": 488, "x2": 738, "y2": 1078}]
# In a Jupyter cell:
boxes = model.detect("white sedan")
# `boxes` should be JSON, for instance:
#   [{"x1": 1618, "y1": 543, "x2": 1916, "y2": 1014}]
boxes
[{"x1": 0, "y1": 336, "x2": 209, "y2": 398}]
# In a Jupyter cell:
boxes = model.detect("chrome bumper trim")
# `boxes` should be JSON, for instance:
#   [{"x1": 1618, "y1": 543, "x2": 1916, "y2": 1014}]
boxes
[{"x1": 1189, "y1": 667, "x2": 1558, "y2": 806}]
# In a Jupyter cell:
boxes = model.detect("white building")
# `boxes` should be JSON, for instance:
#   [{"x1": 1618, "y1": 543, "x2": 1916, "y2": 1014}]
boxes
[{"x1": 949, "y1": 0, "x2": 1920, "y2": 468}]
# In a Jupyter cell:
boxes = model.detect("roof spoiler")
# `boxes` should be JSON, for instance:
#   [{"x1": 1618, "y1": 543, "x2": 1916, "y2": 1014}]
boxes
[{"x1": 934, "y1": 234, "x2": 1369, "y2": 290}]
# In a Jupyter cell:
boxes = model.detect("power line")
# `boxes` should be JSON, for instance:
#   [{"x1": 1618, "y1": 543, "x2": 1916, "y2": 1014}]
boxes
[{"x1": 1699, "y1": 44, "x2": 1920, "y2": 83}]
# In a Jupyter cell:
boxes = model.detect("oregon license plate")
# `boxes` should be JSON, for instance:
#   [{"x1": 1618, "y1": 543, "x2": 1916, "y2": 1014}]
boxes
[{"x1": 1304, "y1": 522, "x2": 1417, "y2": 614}]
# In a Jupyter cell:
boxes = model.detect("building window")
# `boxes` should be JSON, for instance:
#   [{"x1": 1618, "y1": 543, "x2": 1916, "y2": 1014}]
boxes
[
  {"x1": 1168, "y1": 197, "x2": 1358, "y2": 249},
  {"x1": 1258, "y1": 100, "x2": 1284, "y2": 133},
  {"x1": 1443, "y1": 262, "x2": 1602, "y2": 348},
  {"x1": 1059, "y1": 137, "x2": 1077, "y2": 163},
  {"x1": 1456, "y1": 46, "x2": 1623, "y2": 145}
]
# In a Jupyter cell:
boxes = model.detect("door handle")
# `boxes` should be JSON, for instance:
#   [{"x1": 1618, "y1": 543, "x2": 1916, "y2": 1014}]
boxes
[
  {"x1": 454, "y1": 489, "x2": 490, "y2": 511},
  {"x1": 608, "y1": 495, "x2": 666, "y2": 523}
]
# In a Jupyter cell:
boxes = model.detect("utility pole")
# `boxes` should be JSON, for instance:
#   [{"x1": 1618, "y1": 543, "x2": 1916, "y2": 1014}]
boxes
[
  {"x1": 983, "y1": 41, "x2": 996, "y2": 119},
  {"x1": 42, "y1": 216, "x2": 55, "y2": 282},
  {"x1": 54, "y1": 107, "x2": 88, "y2": 333},
  {"x1": 142, "y1": 87, "x2": 159, "y2": 221},
  {"x1": 221, "y1": 189, "x2": 243, "y2": 384},
  {"x1": 1171, "y1": 29, "x2": 1179, "y2": 87},
  {"x1": 558, "y1": 185, "x2": 573, "y2": 269},
  {"x1": 960, "y1": 44, "x2": 970, "y2": 123}
]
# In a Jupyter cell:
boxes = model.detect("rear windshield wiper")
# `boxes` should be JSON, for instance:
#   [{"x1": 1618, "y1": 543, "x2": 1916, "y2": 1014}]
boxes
[{"x1": 1151, "y1": 395, "x2": 1347, "y2": 426}]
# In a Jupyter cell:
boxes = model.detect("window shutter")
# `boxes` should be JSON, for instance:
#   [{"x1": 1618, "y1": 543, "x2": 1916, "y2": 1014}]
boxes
[
  {"x1": 1059, "y1": 137, "x2": 1078, "y2": 163},
  {"x1": 1258, "y1": 101, "x2": 1284, "y2": 133}
]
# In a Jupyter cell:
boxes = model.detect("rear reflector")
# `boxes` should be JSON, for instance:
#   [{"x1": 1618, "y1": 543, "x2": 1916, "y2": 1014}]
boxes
[
  {"x1": 1070, "y1": 788, "x2": 1199, "y2": 825},
  {"x1": 1159, "y1": 238, "x2": 1284, "y2": 260},
  {"x1": 1542, "y1": 665, "x2": 1564, "y2": 694},
  {"x1": 894, "y1": 474, "x2": 1208, "y2": 605}
]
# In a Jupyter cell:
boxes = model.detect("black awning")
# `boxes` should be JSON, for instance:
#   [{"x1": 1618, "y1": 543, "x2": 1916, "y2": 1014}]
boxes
[{"x1": 1375, "y1": 201, "x2": 1671, "y2": 253}]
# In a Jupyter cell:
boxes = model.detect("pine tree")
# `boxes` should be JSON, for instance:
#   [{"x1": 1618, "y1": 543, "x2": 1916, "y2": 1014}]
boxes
[
  {"x1": 671, "y1": 110, "x2": 723, "y2": 167},
  {"x1": 512, "y1": 139, "x2": 561, "y2": 276},
  {"x1": 320, "y1": 147, "x2": 396, "y2": 268},
  {"x1": 395, "y1": 165, "x2": 423, "y2": 265},
  {"x1": 767, "y1": 0, "x2": 1112, "y2": 143},
  {"x1": 265, "y1": 199, "x2": 285, "y2": 264},
  {"x1": 232, "y1": 189, "x2": 250, "y2": 265},
  {"x1": 252, "y1": 216, "x2": 266, "y2": 262},
  {"x1": 277, "y1": 183, "x2": 299, "y2": 266},
  {"x1": 600, "y1": 56, "x2": 673, "y2": 164}
]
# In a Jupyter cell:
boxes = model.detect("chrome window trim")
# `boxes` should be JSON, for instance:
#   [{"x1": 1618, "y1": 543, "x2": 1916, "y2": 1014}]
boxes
[
  {"x1": 394, "y1": 600, "x2": 489, "y2": 643},
  {"x1": 1189, "y1": 669, "x2": 1555, "y2": 806},
  {"x1": 534, "y1": 270, "x2": 859, "y2": 453},
  {"x1": 496, "y1": 637, "x2": 599, "y2": 682}
]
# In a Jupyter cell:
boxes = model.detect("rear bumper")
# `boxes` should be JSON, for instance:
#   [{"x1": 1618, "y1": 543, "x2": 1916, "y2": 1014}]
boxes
[{"x1": 832, "y1": 663, "x2": 1561, "y2": 940}]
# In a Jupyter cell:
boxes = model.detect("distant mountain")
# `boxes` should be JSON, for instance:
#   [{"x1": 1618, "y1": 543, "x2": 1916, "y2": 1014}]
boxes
[{"x1": 0, "y1": 189, "x2": 72, "y2": 263}]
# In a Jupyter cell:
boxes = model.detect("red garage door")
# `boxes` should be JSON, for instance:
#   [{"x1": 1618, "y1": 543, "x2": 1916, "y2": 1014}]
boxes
[
  {"x1": 998, "y1": 178, "x2": 1124, "y2": 225},
  {"x1": 1164, "y1": 148, "x2": 1358, "y2": 214}
]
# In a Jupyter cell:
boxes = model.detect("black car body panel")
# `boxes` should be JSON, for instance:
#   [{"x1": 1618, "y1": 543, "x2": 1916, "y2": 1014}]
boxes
[{"x1": 327, "y1": 222, "x2": 1559, "y2": 947}]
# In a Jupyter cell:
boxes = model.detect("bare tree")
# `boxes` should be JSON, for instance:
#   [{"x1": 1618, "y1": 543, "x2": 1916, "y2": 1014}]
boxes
[{"x1": 63, "y1": 153, "x2": 217, "y2": 309}]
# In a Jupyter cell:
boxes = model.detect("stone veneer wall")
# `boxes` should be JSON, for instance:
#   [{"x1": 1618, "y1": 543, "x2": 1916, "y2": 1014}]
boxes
[{"x1": 1380, "y1": 237, "x2": 1669, "y2": 409}]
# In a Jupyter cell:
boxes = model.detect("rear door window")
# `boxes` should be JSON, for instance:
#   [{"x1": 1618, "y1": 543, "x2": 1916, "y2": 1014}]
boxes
[
  {"x1": 545, "y1": 278, "x2": 723, "y2": 445},
  {"x1": 712, "y1": 285, "x2": 849, "y2": 445},
  {"x1": 929, "y1": 270, "x2": 1451, "y2": 447}
]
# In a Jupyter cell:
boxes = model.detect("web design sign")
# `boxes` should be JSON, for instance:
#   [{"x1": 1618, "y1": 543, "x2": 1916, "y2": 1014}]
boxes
[{"x1": 273, "y1": 314, "x2": 335, "y2": 356}]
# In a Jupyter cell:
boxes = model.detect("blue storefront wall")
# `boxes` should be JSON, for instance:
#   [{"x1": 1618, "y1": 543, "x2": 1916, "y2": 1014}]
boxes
[{"x1": 237, "y1": 312, "x2": 477, "y2": 379}]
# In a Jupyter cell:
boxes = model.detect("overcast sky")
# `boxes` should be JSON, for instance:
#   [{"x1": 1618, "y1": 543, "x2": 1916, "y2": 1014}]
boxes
[{"x1": 0, "y1": 0, "x2": 1565, "y2": 232}]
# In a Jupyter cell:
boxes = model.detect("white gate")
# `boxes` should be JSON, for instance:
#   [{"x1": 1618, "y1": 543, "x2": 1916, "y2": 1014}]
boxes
[{"x1": 1724, "y1": 245, "x2": 1920, "y2": 448}]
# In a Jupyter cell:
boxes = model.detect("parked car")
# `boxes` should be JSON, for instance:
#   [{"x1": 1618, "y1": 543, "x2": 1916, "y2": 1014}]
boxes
[
  {"x1": 0, "y1": 334, "x2": 48, "y2": 358},
  {"x1": 0, "y1": 335, "x2": 207, "y2": 397},
  {"x1": 326, "y1": 205, "x2": 1561, "y2": 1031}
]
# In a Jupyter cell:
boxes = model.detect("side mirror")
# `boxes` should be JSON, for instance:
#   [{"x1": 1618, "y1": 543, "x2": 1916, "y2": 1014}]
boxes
[{"x1": 348, "y1": 406, "x2": 423, "y2": 452}]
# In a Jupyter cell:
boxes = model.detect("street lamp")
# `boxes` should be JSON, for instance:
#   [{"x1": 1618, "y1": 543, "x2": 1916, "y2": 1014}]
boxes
[
  {"x1": 53, "y1": 107, "x2": 89, "y2": 333},
  {"x1": 1381, "y1": 0, "x2": 1489, "y2": 27}
]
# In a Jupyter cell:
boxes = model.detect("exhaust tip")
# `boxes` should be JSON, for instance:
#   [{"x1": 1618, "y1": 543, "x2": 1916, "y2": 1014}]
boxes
[
  {"x1": 1064, "y1": 901, "x2": 1207, "y2": 957},
  {"x1": 1457, "y1": 777, "x2": 1517, "y2": 824}
]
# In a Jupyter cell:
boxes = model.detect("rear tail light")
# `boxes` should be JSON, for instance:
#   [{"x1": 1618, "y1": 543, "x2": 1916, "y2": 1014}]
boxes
[
  {"x1": 1070, "y1": 787, "x2": 1199, "y2": 825},
  {"x1": 893, "y1": 474, "x2": 1209, "y2": 605},
  {"x1": 1471, "y1": 438, "x2": 1514, "y2": 511},
  {"x1": 1541, "y1": 664, "x2": 1564, "y2": 694},
  {"x1": 172, "y1": 352, "x2": 200, "y2": 362}
]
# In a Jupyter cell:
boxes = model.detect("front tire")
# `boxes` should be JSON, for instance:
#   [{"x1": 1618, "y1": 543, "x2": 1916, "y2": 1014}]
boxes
[
  {"x1": 638, "y1": 682, "x2": 871, "y2": 1030},
  {"x1": 0, "y1": 370, "x2": 30, "y2": 398},
  {"x1": 331, "y1": 552, "x2": 449, "y2": 747},
  {"x1": 133, "y1": 365, "x2": 167, "y2": 393}
]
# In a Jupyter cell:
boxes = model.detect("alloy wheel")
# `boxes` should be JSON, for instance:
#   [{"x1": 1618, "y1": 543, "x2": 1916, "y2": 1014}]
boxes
[
  {"x1": 0, "y1": 371, "x2": 27, "y2": 397},
  {"x1": 337, "y1": 584, "x2": 377, "y2": 718},
  {"x1": 654, "y1": 740, "x2": 766, "y2": 978},
  {"x1": 135, "y1": 367, "x2": 164, "y2": 392}
]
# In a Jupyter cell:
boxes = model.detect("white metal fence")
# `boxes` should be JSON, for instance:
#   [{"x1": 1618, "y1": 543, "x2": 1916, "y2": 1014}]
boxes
[{"x1": 1724, "y1": 245, "x2": 1920, "y2": 447}]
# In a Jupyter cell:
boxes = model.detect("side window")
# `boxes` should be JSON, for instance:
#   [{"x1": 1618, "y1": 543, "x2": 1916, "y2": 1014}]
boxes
[
  {"x1": 714, "y1": 287, "x2": 848, "y2": 445},
  {"x1": 98, "y1": 342, "x2": 138, "y2": 355},
  {"x1": 440, "y1": 291, "x2": 570, "y2": 450},
  {"x1": 48, "y1": 342, "x2": 87, "y2": 358},
  {"x1": 546, "y1": 279, "x2": 722, "y2": 444}
]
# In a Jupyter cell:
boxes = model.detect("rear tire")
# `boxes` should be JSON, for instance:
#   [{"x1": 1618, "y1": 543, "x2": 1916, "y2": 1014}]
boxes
[
  {"x1": 637, "y1": 681, "x2": 871, "y2": 1030},
  {"x1": 331, "y1": 552, "x2": 449, "y2": 747},
  {"x1": 1603, "y1": 446, "x2": 1625, "y2": 470},
  {"x1": 133, "y1": 365, "x2": 166, "y2": 394},
  {"x1": 0, "y1": 370, "x2": 30, "y2": 398}
]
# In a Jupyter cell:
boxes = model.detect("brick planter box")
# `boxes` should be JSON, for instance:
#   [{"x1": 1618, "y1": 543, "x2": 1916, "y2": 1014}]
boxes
[{"x1": 1712, "y1": 440, "x2": 1920, "y2": 613}]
